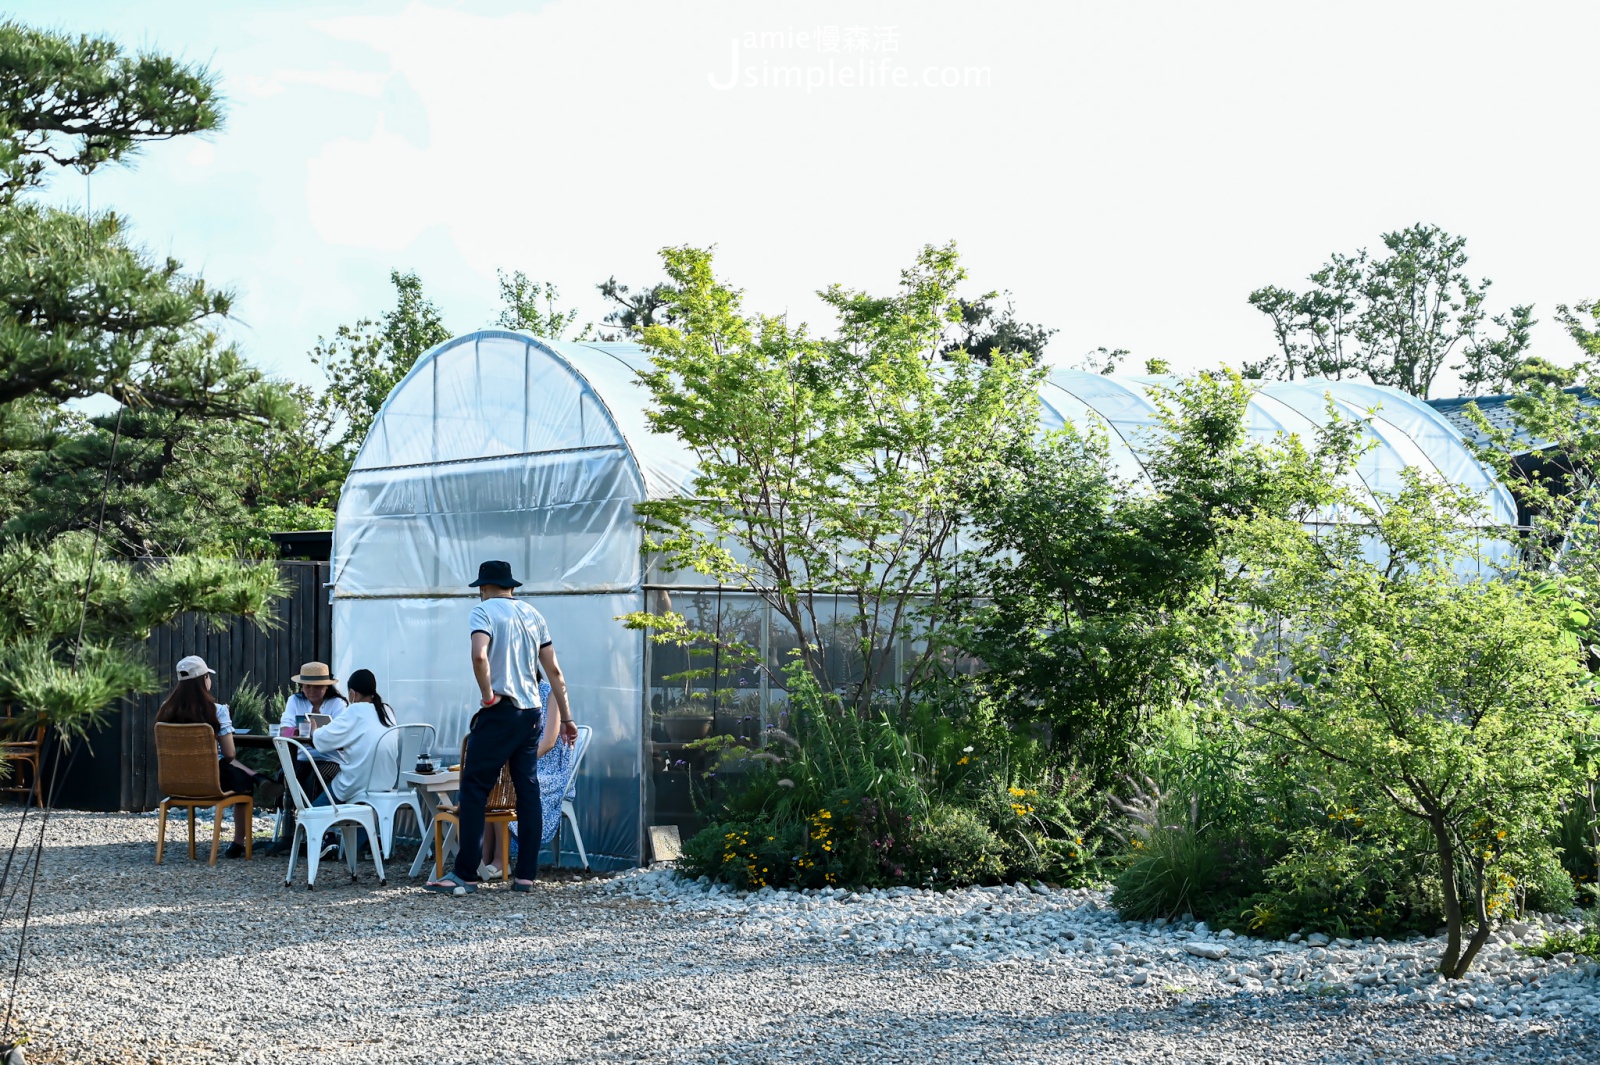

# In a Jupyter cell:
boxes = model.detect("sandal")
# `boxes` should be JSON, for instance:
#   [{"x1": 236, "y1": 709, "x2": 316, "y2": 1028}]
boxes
[
  {"x1": 224, "y1": 842, "x2": 247, "y2": 859},
  {"x1": 424, "y1": 871, "x2": 478, "y2": 896},
  {"x1": 511, "y1": 879, "x2": 536, "y2": 892}
]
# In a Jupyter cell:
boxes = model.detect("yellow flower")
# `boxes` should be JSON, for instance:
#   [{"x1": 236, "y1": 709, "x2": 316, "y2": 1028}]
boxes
[
  {"x1": 1008, "y1": 787, "x2": 1027, "y2": 798},
  {"x1": 957, "y1": 756, "x2": 969, "y2": 765},
  {"x1": 1496, "y1": 829, "x2": 1507, "y2": 840}
]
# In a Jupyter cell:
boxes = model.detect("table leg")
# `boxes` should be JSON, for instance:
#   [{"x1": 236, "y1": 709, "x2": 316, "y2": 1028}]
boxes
[{"x1": 408, "y1": 787, "x2": 442, "y2": 878}]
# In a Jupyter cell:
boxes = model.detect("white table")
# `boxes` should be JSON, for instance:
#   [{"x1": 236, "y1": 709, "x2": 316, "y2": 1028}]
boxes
[{"x1": 401, "y1": 769, "x2": 460, "y2": 878}]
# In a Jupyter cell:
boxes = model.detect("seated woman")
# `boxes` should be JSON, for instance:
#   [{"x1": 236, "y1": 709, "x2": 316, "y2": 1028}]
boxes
[
  {"x1": 269, "y1": 662, "x2": 350, "y2": 853},
  {"x1": 155, "y1": 655, "x2": 273, "y2": 859},
  {"x1": 308, "y1": 668, "x2": 395, "y2": 803},
  {"x1": 278, "y1": 661, "x2": 348, "y2": 738}
]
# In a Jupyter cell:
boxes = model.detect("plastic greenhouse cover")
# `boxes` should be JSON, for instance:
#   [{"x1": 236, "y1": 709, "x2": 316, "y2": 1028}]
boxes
[
  {"x1": 352, "y1": 333, "x2": 622, "y2": 472},
  {"x1": 337, "y1": 448, "x2": 642, "y2": 597},
  {"x1": 333, "y1": 592, "x2": 645, "y2": 869}
]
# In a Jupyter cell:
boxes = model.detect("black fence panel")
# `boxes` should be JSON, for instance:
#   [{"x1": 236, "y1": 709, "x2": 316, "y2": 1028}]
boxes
[{"x1": 51, "y1": 561, "x2": 331, "y2": 812}]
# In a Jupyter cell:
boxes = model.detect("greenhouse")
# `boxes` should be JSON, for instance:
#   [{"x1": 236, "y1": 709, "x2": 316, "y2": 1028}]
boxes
[{"x1": 330, "y1": 331, "x2": 1517, "y2": 869}]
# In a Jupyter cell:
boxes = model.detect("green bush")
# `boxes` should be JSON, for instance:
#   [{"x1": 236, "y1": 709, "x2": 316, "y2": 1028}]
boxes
[
  {"x1": 1552, "y1": 796, "x2": 1598, "y2": 897},
  {"x1": 1516, "y1": 919, "x2": 1600, "y2": 961},
  {"x1": 1237, "y1": 827, "x2": 1441, "y2": 939},
  {"x1": 1506, "y1": 842, "x2": 1577, "y2": 916},
  {"x1": 678, "y1": 682, "x2": 1101, "y2": 891},
  {"x1": 912, "y1": 804, "x2": 1005, "y2": 887},
  {"x1": 1110, "y1": 824, "x2": 1223, "y2": 921}
]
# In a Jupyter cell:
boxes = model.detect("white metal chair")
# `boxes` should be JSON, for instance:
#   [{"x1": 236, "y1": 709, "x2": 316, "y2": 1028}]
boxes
[
  {"x1": 272, "y1": 736, "x2": 387, "y2": 890},
  {"x1": 352, "y1": 723, "x2": 436, "y2": 858},
  {"x1": 550, "y1": 725, "x2": 592, "y2": 870}
]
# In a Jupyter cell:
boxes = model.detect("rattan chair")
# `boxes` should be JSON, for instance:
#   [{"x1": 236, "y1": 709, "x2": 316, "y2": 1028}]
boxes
[
  {"x1": 0, "y1": 704, "x2": 45, "y2": 805},
  {"x1": 431, "y1": 736, "x2": 516, "y2": 881},
  {"x1": 155, "y1": 723, "x2": 254, "y2": 866}
]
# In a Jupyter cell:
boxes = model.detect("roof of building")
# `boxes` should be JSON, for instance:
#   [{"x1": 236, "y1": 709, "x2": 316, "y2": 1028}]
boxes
[{"x1": 1425, "y1": 387, "x2": 1595, "y2": 450}]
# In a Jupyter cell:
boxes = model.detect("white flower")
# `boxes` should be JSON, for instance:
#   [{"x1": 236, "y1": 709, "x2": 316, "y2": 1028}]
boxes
[{"x1": 962, "y1": 745, "x2": 974, "y2": 753}]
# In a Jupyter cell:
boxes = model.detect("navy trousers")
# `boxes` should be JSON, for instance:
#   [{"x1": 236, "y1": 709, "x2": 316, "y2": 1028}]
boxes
[{"x1": 452, "y1": 698, "x2": 543, "y2": 882}]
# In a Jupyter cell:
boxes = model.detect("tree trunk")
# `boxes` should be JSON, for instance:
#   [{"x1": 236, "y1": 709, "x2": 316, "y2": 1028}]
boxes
[
  {"x1": 1587, "y1": 783, "x2": 1600, "y2": 894},
  {"x1": 1431, "y1": 816, "x2": 1465, "y2": 977},
  {"x1": 1451, "y1": 856, "x2": 1494, "y2": 979}
]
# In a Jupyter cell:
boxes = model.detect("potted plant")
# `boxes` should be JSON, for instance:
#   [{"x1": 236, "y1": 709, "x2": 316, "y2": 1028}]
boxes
[{"x1": 661, "y1": 703, "x2": 714, "y2": 742}]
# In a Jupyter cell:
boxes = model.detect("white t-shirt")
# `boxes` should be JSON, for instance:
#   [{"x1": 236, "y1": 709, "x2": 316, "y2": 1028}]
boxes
[
  {"x1": 211, "y1": 703, "x2": 234, "y2": 757},
  {"x1": 310, "y1": 702, "x2": 394, "y2": 802},
  {"x1": 468, "y1": 597, "x2": 552, "y2": 710}
]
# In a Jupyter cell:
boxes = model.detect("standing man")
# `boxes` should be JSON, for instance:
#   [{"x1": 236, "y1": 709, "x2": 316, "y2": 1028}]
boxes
[{"x1": 425, "y1": 560, "x2": 576, "y2": 896}]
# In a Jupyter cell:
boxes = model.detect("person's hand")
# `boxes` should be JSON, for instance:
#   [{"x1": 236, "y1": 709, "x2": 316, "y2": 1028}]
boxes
[
  {"x1": 561, "y1": 717, "x2": 578, "y2": 745},
  {"x1": 481, "y1": 693, "x2": 497, "y2": 707}
]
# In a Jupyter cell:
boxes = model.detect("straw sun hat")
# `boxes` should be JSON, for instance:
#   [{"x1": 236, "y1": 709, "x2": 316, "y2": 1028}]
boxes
[{"x1": 290, "y1": 661, "x2": 339, "y2": 686}]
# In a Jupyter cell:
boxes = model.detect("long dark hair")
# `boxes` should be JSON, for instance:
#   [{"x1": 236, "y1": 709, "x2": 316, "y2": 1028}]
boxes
[
  {"x1": 346, "y1": 669, "x2": 395, "y2": 727},
  {"x1": 156, "y1": 676, "x2": 221, "y2": 733}
]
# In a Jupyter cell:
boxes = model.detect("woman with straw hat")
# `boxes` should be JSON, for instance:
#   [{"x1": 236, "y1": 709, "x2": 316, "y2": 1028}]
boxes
[
  {"x1": 269, "y1": 663, "x2": 349, "y2": 855},
  {"x1": 276, "y1": 662, "x2": 348, "y2": 737}
]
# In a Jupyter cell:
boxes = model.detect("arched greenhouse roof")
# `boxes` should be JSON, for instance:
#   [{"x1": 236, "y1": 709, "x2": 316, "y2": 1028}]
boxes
[{"x1": 350, "y1": 332, "x2": 1515, "y2": 527}]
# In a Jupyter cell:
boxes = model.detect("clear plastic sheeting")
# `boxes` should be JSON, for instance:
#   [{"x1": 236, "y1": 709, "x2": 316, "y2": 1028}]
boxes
[
  {"x1": 1039, "y1": 370, "x2": 1514, "y2": 526},
  {"x1": 331, "y1": 594, "x2": 642, "y2": 869},
  {"x1": 333, "y1": 333, "x2": 1520, "y2": 869}
]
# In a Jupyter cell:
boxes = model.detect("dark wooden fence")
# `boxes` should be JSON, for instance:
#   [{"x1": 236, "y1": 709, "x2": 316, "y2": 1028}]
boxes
[{"x1": 52, "y1": 561, "x2": 332, "y2": 812}]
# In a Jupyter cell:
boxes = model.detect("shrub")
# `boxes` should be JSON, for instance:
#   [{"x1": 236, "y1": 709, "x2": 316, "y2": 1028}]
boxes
[
  {"x1": 1111, "y1": 825, "x2": 1224, "y2": 921},
  {"x1": 1552, "y1": 797, "x2": 1599, "y2": 895},
  {"x1": 1237, "y1": 473, "x2": 1596, "y2": 977},
  {"x1": 1106, "y1": 776, "x2": 1224, "y2": 920},
  {"x1": 912, "y1": 804, "x2": 1006, "y2": 887},
  {"x1": 1239, "y1": 827, "x2": 1441, "y2": 939},
  {"x1": 1505, "y1": 842, "x2": 1577, "y2": 916},
  {"x1": 1517, "y1": 920, "x2": 1600, "y2": 961},
  {"x1": 678, "y1": 683, "x2": 1102, "y2": 891}
]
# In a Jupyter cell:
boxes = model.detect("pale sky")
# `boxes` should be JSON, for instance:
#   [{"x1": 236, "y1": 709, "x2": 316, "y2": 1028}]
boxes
[{"x1": 18, "y1": 0, "x2": 1600, "y2": 395}]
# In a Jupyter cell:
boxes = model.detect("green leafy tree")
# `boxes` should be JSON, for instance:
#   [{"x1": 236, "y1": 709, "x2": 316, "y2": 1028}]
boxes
[
  {"x1": 0, "y1": 19, "x2": 287, "y2": 738},
  {"x1": 1466, "y1": 296, "x2": 1600, "y2": 883},
  {"x1": 7, "y1": 335, "x2": 293, "y2": 555},
  {"x1": 959, "y1": 370, "x2": 1359, "y2": 783},
  {"x1": 626, "y1": 242, "x2": 1042, "y2": 715},
  {"x1": 939, "y1": 291, "x2": 1055, "y2": 365},
  {"x1": 233, "y1": 382, "x2": 345, "y2": 540},
  {"x1": 1555, "y1": 299, "x2": 1600, "y2": 363},
  {"x1": 1510, "y1": 356, "x2": 1580, "y2": 388},
  {"x1": 1246, "y1": 224, "x2": 1533, "y2": 398},
  {"x1": 494, "y1": 269, "x2": 588, "y2": 340},
  {"x1": 311, "y1": 269, "x2": 451, "y2": 455},
  {"x1": 0, "y1": 533, "x2": 284, "y2": 739},
  {"x1": 0, "y1": 20, "x2": 232, "y2": 415},
  {"x1": 1238, "y1": 474, "x2": 1593, "y2": 978},
  {"x1": 595, "y1": 275, "x2": 678, "y2": 339},
  {"x1": 1466, "y1": 301, "x2": 1600, "y2": 568},
  {"x1": 0, "y1": 20, "x2": 219, "y2": 200}
]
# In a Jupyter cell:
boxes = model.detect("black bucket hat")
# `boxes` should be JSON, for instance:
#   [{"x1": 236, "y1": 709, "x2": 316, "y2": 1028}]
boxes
[{"x1": 469, "y1": 560, "x2": 522, "y2": 588}]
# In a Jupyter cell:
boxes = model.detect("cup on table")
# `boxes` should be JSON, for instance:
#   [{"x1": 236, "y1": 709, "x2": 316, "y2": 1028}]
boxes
[{"x1": 278, "y1": 725, "x2": 295, "y2": 739}]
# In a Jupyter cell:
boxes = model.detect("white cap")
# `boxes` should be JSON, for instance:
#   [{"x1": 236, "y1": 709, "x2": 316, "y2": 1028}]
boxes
[{"x1": 175, "y1": 655, "x2": 216, "y2": 681}]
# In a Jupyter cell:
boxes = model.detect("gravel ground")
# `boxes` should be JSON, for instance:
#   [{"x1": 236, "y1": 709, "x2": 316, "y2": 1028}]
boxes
[{"x1": 4, "y1": 809, "x2": 1599, "y2": 1064}]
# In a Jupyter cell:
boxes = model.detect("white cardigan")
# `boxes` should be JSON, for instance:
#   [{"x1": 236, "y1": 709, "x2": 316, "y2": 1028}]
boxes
[{"x1": 310, "y1": 702, "x2": 393, "y2": 801}]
